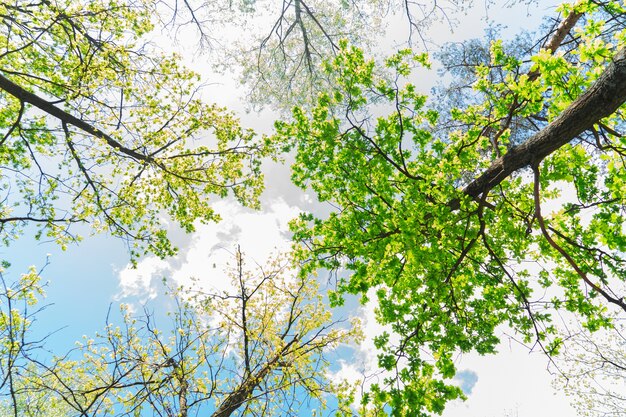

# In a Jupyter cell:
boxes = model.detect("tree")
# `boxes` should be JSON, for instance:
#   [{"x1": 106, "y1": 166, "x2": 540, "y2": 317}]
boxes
[
  {"x1": 0, "y1": 249, "x2": 361, "y2": 416},
  {"x1": 0, "y1": 0, "x2": 542, "y2": 258},
  {"x1": 6, "y1": 0, "x2": 626, "y2": 416},
  {"x1": 0, "y1": 2, "x2": 366, "y2": 416},
  {"x1": 164, "y1": 0, "x2": 487, "y2": 111},
  {"x1": 274, "y1": 0, "x2": 626, "y2": 414},
  {"x1": 0, "y1": 0, "x2": 270, "y2": 259},
  {"x1": 0, "y1": 261, "x2": 54, "y2": 417},
  {"x1": 555, "y1": 322, "x2": 626, "y2": 417}
]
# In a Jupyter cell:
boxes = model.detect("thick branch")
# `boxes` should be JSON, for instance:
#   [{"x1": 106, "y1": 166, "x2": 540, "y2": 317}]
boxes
[
  {"x1": 460, "y1": 46, "x2": 626, "y2": 203},
  {"x1": 543, "y1": 9, "x2": 583, "y2": 53},
  {"x1": 0, "y1": 72, "x2": 151, "y2": 162},
  {"x1": 211, "y1": 338, "x2": 298, "y2": 417},
  {"x1": 486, "y1": 9, "x2": 582, "y2": 156},
  {"x1": 527, "y1": 10, "x2": 583, "y2": 81}
]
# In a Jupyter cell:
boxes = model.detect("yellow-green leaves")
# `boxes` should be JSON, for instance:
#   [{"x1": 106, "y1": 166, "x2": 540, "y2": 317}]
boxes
[
  {"x1": 0, "y1": 1, "x2": 269, "y2": 259},
  {"x1": 27, "y1": 251, "x2": 360, "y2": 416}
]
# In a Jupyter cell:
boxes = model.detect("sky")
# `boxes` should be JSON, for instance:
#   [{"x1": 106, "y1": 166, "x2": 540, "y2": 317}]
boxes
[{"x1": 1, "y1": 0, "x2": 590, "y2": 416}]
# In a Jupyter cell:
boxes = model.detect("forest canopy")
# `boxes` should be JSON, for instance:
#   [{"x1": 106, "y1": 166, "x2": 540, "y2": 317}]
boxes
[{"x1": 1, "y1": 0, "x2": 626, "y2": 416}]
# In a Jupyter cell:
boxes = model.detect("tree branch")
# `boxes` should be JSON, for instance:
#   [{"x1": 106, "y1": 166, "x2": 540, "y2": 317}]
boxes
[
  {"x1": 457, "y1": 46, "x2": 626, "y2": 206},
  {"x1": 533, "y1": 164, "x2": 626, "y2": 312},
  {"x1": 0, "y1": 72, "x2": 152, "y2": 163}
]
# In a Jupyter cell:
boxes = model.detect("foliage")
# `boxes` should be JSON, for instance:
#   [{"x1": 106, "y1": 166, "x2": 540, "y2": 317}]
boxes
[
  {"x1": 168, "y1": 0, "x2": 489, "y2": 112},
  {"x1": 275, "y1": 1, "x2": 626, "y2": 414},
  {"x1": 0, "y1": 0, "x2": 270, "y2": 259},
  {"x1": 0, "y1": 260, "x2": 70, "y2": 417},
  {"x1": 555, "y1": 321, "x2": 626, "y2": 417},
  {"x1": 0, "y1": 250, "x2": 361, "y2": 416},
  {"x1": 4, "y1": 0, "x2": 626, "y2": 416}
]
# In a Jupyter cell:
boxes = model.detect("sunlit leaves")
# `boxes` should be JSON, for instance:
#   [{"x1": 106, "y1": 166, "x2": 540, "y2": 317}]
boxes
[
  {"x1": 278, "y1": 3, "x2": 626, "y2": 414},
  {"x1": 0, "y1": 0, "x2": 269, "y2": 259},
  {"x1": 10, "y1": 251, "x2": 361, "y2": 417}
]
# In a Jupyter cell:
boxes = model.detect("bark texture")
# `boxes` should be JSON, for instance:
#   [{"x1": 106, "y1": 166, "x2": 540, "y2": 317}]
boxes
[
  {"x1": 0, "y1": 73, "x2": 150, "y2": 161},
  {"x1": 462, "y1": 46, "x2": 626, "y2": 201}
]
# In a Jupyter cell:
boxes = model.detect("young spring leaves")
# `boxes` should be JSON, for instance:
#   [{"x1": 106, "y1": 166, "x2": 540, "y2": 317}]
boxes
[
  {"x1": 21, "y1": 250, "x2": 360, "y2": 417},
  {"x1": 276, "y1": 2, "x2": 626, "y2": 414},
  {"x1": 0, "y1": 0, "x2": 270, "y2": 259}
]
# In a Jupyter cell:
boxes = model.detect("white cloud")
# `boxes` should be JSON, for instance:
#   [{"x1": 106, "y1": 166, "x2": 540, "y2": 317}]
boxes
[
  {"x1": 443, "y1": 340, "x2": 577, "y2": 417},
  {"x1": 169, "y1": 198, "x2": 300, "y2": 292},
  {"x1": 116, "y1": 198, "x2": 302, "y2": 302},
  {"x1": 116, "y1": 256, "x2": 171, "y2": 302}
]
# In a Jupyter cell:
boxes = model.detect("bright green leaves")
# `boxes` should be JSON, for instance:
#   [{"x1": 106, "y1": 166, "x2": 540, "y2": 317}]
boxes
[
  {"x1": 384, "y1": 48, "x2": 431, "y2": 77},
  {"x1": 365, "y1": 370, "x2": 464, "y2": 417},
  {"x1": 3, "y1": 1, "x2": 626, "y2": 416},
  {"x1": 279, "y1": 42, "x2": 554, "y2": 415},
  {"x1": 489, "y1": 39, "x2": 522, "y2": 71},
  {"x1": 278, "y1": 3, "x2": 626, "y2": 414},
  {"x1": 536, "y1": 138, "x2": 626, "y2": 331}
]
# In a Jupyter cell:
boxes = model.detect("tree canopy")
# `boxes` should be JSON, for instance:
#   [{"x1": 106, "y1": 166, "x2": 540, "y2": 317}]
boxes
[
  {"x1": 0, "y1": 250, "x2": 359, "y2": 417},
  {"x1": 1, "y1": 0, "x2": 626, "y2": 416},
  {"x1": 276, "y1": 1, "x2": 626, "y2": 414},
  {"x1": 0, "y1": 0, "x2": 269, "y2": 259}
]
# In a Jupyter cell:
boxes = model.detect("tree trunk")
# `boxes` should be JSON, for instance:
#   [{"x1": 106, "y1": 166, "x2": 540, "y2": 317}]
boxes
[{"x1": 460, "y1": 46, "x2": 626, "y2": 202}]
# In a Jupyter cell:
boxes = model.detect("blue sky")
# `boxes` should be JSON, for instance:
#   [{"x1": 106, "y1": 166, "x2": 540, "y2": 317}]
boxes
[{"x1": 2, "y1": 228, "x2": 124, "y2": 346}]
